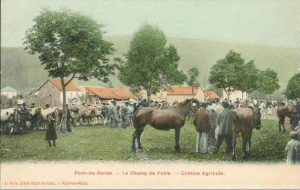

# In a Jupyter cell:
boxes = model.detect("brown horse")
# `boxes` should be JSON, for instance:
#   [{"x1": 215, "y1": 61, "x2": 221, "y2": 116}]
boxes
[
  {"x1": 232, "y1": 107, "x2": 261, "y2": 160},
  {"x1": 132, "y1": 99, "x2": 193, "y2": 152},
  {"x1": 276, "y1": 106, "x2": 293, "y2": 132}
]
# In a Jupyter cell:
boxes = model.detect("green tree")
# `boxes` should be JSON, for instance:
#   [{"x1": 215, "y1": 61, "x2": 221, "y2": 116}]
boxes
[
  {"x1": 118, "y1": 25, "x2": 186, "y2": 100},
  {"x1": 186, "y1": 67, "x2": 200, "y2": 87},
  {"x1": 186, "y1": 67, "x2": 200, "y2": 98},
  {"x1": 239, "y1": 60, "x2": 259, "y2": 98},
  {"x1": 257, "y1": 68, "x2": 280, "y2": 94},
  {"x1": 24, "y1": 9, "x2": 114, "y2": 132},
  {"x1": 208, "y1": 50, "x2": 244, "y2": 98},
  {"x1": 285, "y1": 73, "x2": 300, "y2": 99}
]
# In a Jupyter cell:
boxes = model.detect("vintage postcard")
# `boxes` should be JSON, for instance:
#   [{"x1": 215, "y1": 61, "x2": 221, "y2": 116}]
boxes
[{"x1": 1, "y1": 0, "x2": 300, "y2": 189}]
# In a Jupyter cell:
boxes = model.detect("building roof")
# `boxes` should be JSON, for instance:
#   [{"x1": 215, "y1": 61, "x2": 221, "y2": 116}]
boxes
[
  {"x1": 46, "y1": 79, "x2": 81, "y2": 91},
  {"x1": 1, "y1": 86, "x2": 17, "y2": 92},
  {"x1": 85, "y1": 87, "x2": 135, "y2": 100},
  {"x1": 205, "y1": 90, "x2": 220, "y2": 100},
  {"x1": 167, "y1": 87, "x2": 199, "y2": 95}
]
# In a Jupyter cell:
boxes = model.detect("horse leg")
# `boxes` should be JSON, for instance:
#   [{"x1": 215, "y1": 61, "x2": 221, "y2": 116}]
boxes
[
  {"x1": 242, "y1": 138, "x2": 248, "y2": 160},
  {"x1": 196, "y1": 132, "x2": 201, "y2": 153},
  {"x1": 131, "y1": 129, "x2": 138, "y2": 152},
  {"x1": 282, "y1": 118, "x2": 286, "y2": 132},
  {"x1": 175, "y1": 127, "x2": 181, "y2": 152},
  {"x1": 232, "y1": 126, "x2": 238, "y2": 161},
  {"x1": 225, "y1": 134, "x2": 233, "y2": 154},
  {"x1": 136, "y1": 127, "x2": 144, "y2": 150}
]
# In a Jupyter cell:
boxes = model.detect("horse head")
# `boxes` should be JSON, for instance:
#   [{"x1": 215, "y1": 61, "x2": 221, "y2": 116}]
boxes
[
  {"x1": 176, "y1": 99, "x2": 194, "y2": 116},
  {"x1": 252, "y1": 107, "x2": 262, "y2": 130}
]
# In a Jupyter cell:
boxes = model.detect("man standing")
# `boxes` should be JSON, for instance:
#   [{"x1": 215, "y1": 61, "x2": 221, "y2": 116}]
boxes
[
  {"x1": 109, "y1": 100, "x2": 118, "y2": 128},
  {"x1": 285, "y1": 121, "x2": 300, "y2": 164},
  {"x1": 19, "y1": 103, "x2": 28, "y2": 131},
  {"x1": 66, "y1": 104, "x2": 72, "y2": 132},
  {"x1": 212, "y1": 101, "x2": 236, "y2": 154},
  {"x1": 120, "y1": 102, "x2": 130, "y2": 129},
  {"x1": 290, "y1": 100, "x2": 300, "y2": 131}
]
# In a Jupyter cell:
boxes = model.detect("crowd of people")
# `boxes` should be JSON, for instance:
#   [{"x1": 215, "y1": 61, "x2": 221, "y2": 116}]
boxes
[{"x1": 1, "y1": 96, "x2": 300, "y2": 164}]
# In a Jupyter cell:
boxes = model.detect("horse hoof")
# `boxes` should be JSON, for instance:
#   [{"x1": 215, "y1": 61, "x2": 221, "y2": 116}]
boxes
[{"x1": 136, "y1": 149, "x2": 143, "y2": 153}]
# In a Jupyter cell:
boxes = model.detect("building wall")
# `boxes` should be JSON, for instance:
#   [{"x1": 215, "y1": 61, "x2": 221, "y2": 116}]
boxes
[
  {"x1": 166, "y1": 90, "x2": 205, "y2": 103},
  {"x1": 223, "y1": 90, "x2": 247, "y2": 101},
  {"x1": 1, "y1": 92, "x2": 17, "y2": 99},
  {"x1": 137, "y1": 90, "x2": 167, "y2": 101},
  {"x1": 37, "y1": 81, "x2": 60, "y2": 107},
  {"x1": 60, "y1": 91, "x2": 85, "y2": 105}
]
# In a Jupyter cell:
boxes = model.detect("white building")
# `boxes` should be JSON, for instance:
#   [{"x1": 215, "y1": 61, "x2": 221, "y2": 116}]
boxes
[{"x1": 1, "y1": 86, "x2": 17, "y2": 98}]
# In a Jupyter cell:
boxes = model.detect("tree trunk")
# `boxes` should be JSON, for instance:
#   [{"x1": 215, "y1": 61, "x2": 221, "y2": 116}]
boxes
[
  {"x1": 60, "y1": 77, "x2": 67, "y2": 133},
  {"x1": 146, "y1": 89, "x2": 151, "y2": 102},
  {"x1": 192, "y1": 86, "x2": 195, "y2": 99}
]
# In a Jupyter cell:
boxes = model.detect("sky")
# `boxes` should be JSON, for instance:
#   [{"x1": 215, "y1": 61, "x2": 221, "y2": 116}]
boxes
[{"x1": 1, "y1": 0, "x2": 300, "y2": 47}]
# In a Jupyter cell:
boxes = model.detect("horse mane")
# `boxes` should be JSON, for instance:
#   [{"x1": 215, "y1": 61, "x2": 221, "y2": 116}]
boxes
[{"x1": 177, "y1": 99, "x2": 192, "y2": 107}]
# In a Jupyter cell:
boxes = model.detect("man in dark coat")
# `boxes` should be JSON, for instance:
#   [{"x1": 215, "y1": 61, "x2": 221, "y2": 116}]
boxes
[
  {"x1": 19, "y1": 103, "x2": 28, "y2": 131},
  {"x1": 285, "y1": 121, "x2": 300, "y2": 164},
  {"x1": 45, "y1": 114, "x2": 57, "y2": 147},
  {"x1": 212, "y1": 101, "x2": 236, "y2": 154}
]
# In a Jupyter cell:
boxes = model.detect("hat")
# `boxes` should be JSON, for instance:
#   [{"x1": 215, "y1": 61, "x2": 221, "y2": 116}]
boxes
[{"x1": 222, "y1": 101, "x2": 230, "y2": 108}]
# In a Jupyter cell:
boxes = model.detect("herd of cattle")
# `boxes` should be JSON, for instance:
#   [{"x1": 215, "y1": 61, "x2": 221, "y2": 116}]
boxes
[{"x1": 0, "y1": 103, "x2": 111, "y2": 134}]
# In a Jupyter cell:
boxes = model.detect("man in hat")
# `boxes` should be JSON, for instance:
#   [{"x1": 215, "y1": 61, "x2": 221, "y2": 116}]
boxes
[
  {"x1": 212, "y1": 101, "x2": 236, "y2": 154},
  {"x1": 290, "y1": 100, "x2": 300, "y2": 131},
  {"x1": 120, "y1": 102, "x2": 130, "y2": 129},
  {"x1": 45, "y1": 114, "x2": 57, "y2": 147},
  {"x1": 285, "y1": 121, "x2": 300, "y2": 164},
  {"x1": 108, "y1": 100, "x2": 118, "y2": 128},
  {"x1": 19, "y1": 102, "x2": 28, "y2": 131}
]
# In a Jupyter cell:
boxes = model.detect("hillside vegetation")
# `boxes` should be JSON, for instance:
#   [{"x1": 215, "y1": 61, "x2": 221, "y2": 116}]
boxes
[{"x1": 1, "y1": 36, "x2": 299, "y2": 93}]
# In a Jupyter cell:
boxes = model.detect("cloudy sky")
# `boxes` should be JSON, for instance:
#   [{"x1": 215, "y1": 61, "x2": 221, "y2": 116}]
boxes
[{"x1": 1, "y1": 0, "x2": 300, "y2": 47}]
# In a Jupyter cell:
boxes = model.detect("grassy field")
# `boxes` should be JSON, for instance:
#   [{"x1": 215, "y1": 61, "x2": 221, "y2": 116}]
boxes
[{"x1": 0, "y1": 119, "x2": 291, "y2": 162}]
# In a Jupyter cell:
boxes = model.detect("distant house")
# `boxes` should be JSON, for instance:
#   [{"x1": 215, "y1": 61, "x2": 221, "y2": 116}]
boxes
[
  {"x1": 36, "y1": 79, "x2": 84, "y2": 107},
  {"x1": 1, "y1": 86, "x2": 17, "y2": 98},
  {"x1": 136, "y1": 90, "x2": 167, "y2": 102},
  {"x1": 85, "y1": 87, "x2": 136, "y2": 103},
  {"x1": 205, "y1": 90, "x2": 220, "y2": 101},
  {"x1": 166, "y1": 86, "x2": 205, "y2": 103}
]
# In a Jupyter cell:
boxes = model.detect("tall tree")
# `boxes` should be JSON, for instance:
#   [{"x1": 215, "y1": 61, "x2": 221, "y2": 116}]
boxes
[
  {"x1": 285, "y1": 73, "x2": 300, "y2": 99},
  {"x1": 208, "y1": 50, "x2": 244, "y2": 99},
  {"x1": 257, "y1": 68, "x2": 280, "y2": 94},
  {"x1": 24, "y1": 9, "x2": 114, "y2": 132},
  {"x1": 118, "y1": 25, "x2": 186, "y2": 100}
]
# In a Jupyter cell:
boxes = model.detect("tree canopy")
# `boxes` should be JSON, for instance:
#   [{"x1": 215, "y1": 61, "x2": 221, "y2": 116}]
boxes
[
  {"x1": 285, "y1": 73, "x2": 300, "y2": 99},
  {"x1": 186, "y1": 67, "x2": 200, "y2": 87},
  {"x1": 208, "y1": 50, "x2": 245, "y2": 98},
  {"x1": 257, "y1": 68, "x2": 280, "y2": 94},
  {"x1": 118, "y1": 24, "x2": 186, "y2": 100},
  {"x1": 24, "y1": 9, "x2": 114, "y2": 131},
  {"x1": 208, "y1": 50, "x2": 280, "y2": 98}
]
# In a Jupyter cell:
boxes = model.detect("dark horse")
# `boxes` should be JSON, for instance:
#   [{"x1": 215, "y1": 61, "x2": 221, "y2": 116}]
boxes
[
  {"x1": 132, "y1": 99, "x2": 193, "y2": 152},
  {"x1": 276, "y1": 106, "x2": 293, "y2": 132},
  {"x1": 232, "y1": 107, "x2": 261, "y2": 160}
]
